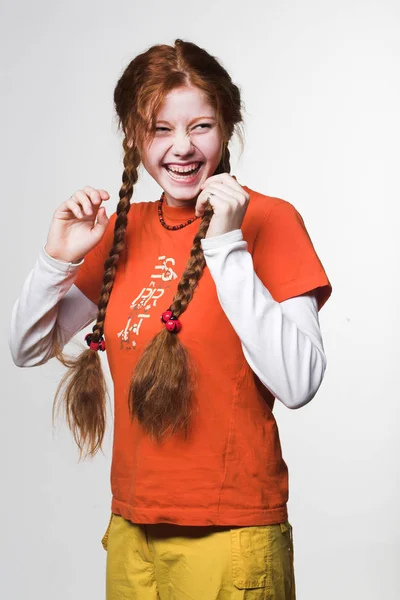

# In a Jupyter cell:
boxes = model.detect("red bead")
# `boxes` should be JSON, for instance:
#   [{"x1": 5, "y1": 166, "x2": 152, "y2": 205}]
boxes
[
  {"x1": 165, "y1": 320, "x2": 176, "y2": 332},
  {"x1": 165, "y1": 318, "x2": 182, "y2": 333},
  {"x1": 85, "y1": 332, "x2": 106, "y2": 351},
  {"x1": 161, "y1": 310, "x2": 173, "y2": 323}
]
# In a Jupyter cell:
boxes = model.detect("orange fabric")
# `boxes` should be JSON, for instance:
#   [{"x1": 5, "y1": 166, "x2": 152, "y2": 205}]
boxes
[{"x1": 74, "y1": 184, "x2": 332, "y2": 526}]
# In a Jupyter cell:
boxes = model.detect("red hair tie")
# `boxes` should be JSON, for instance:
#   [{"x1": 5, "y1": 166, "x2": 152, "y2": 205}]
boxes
[
  {"x1": 160, "y1": 309, "x2": 182, "y2": 333},
  {"x1": 85, "y1": 333, "x2": 106, "y2": 351}
]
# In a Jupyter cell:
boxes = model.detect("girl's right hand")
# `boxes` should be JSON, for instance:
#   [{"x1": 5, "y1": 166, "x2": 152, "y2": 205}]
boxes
[{"x1": 44, "y1": 186, "x2": 111, "y2": 263}]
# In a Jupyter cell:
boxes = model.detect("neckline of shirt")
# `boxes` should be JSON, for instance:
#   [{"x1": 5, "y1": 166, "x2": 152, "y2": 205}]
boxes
[{"x1": 159, "y1": 197, "x2": 197, "y2": 223}]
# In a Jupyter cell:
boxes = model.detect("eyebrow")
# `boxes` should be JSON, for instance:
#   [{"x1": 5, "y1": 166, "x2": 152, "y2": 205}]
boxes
[{"x1": 156, "y1": 116, "x2": 216, "y2": 125}]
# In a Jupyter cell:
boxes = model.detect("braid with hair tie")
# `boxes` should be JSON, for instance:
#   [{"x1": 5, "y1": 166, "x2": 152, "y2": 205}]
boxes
[
  {"x1": 52, "y1": 140, "x2": 141, "y2": 459},
  {"x1": 169, "y1": 147, "x2": 230, "y2": 323},
  {"x1": 128, "y1": 148, "x2": 231, "y2": 443},
  {"x1": 88, "y1": 141, "x2": 140, "y2": 346}
]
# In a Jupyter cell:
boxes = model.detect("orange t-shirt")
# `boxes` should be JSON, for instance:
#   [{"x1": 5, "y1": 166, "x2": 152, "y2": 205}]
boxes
[{"x1": 73, "y1": 183, "x2": 332, "y2": 526}]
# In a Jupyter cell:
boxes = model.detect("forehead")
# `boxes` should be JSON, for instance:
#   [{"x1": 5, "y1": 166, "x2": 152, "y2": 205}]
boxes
[{"x1": 156, "y1": 86, "x2": 215, "y2": 121}]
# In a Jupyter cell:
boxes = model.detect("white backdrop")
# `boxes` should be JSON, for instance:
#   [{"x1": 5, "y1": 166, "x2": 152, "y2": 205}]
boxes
[{"x1": 1, "y1": 0, "x2": 399, "y2": 598}]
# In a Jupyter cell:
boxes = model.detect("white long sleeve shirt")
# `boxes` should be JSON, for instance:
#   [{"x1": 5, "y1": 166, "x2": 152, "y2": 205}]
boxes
[{"x1": 9, "y1": 229, "x2": 326, "y2": 410}]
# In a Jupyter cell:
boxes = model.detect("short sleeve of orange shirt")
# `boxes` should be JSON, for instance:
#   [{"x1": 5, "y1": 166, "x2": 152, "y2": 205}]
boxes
[{"x1": 251, "y1": 199, "x2": 332, "y2": 311}]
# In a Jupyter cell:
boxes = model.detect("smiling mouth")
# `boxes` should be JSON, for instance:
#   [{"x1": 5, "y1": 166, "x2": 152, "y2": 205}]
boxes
[{"x1": 164, "y1": 163, "x2": 203, "y2": 179}]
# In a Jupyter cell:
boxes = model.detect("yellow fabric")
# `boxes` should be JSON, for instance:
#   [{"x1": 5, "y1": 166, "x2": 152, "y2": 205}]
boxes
[{"x1": 101, "y1": 513, "x2": 296, "y2": 599}]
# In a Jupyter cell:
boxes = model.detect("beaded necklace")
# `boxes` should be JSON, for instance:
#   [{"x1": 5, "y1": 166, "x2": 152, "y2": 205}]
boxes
[{"x1": 157, "y1": 191, "x2": 200, "y2": 230}]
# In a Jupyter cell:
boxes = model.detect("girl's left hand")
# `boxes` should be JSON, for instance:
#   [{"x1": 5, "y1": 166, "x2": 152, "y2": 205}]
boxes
[{"x1": 195, "y1": 173, "x2": 250, "y2": 239}]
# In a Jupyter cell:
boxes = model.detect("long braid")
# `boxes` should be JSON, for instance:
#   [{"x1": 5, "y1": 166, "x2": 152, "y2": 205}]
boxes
[
  {"x1": 128, "y1": 148, "x2": 232, "y2": 443},
  {"x1": 170, "y1": 146, "x2": 231, "y2": 319},
  {"x1": 89, "y1": 142, "x2": 140, "y2": 343},
  {"x1": 52, "y1": 140, "x2": 141, "y2": 459}
]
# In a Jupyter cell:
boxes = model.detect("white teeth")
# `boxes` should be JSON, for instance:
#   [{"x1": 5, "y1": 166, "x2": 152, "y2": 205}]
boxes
[
  {"x1": 166, "y1": 166, "x2": 201, "y2": 181},
  {"x1": 166, "y1": 163, "x2": 201, "y2": 174}
]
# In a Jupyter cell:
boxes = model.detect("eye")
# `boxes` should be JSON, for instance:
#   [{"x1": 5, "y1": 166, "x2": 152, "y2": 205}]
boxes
[
  {"x1": 194, "y1": 123, "x2": 212, "y2": 129},
  {"x1": 155, "y1": 127, "x2": 170, "y2": 132}
]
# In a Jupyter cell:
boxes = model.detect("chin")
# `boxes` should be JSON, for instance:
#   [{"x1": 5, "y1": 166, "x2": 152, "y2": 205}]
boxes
[
  {"x1": 161, "y1": 178, "x2": 203, "y2": 198},
  {"x1": 165, "y1": 190, "x2": 199, "y2": 202}
]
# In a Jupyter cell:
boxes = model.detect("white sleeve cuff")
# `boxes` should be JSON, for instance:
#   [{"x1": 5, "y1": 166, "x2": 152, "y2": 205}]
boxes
[
  {"x1": 41, "y1": 245, "x2": 84, "y2": 271},
  {"x1": 200, "y1": 229, "x2": 243, "y2": 250}
]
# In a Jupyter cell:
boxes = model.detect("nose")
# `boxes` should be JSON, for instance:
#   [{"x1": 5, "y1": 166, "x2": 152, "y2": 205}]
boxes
[{"x1": 171, "y1": 130, "x2": 195, "y2": 157}]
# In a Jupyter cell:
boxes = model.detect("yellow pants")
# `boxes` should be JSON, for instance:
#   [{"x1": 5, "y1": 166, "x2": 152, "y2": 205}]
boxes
[{"x1": 101, "y1": 513, "x2": 296, "y2": 599}]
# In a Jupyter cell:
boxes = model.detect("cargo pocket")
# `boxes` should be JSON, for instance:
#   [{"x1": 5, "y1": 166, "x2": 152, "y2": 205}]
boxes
[
  {"x1": 101, "y1": 513, "x2": 114, "y2": 551},
  {"x1": 280, "y1": 521, "x2": 296, "y2": 599},
  {"x1": 231, "y1": 526, "x2": 270, "y2": 590}
]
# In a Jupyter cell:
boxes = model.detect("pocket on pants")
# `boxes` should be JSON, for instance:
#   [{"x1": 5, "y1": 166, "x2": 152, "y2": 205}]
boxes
[
  {"x1": 231, "y1": 526, "x2": 269, "y2": 589},
  {"x1": 279, "y1": 521, "x2": 295, "y2": 598},
  {"x1": 280, "y1": 521, "x2": 294, "y2": 560},
  {"x1": 101, "y1": 513, "x2": 114, "y2": 551}
]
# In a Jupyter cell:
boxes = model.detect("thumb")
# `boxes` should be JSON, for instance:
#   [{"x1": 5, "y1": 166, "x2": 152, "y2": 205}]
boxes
[{"x1": 92, "y1": 206, "x2": 109, "y2": 239}]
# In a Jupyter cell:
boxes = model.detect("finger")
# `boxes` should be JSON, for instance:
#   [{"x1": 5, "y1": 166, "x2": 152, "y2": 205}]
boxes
[
  {"x1": 97, "y1": 206, "x2": 108, "y2": 222},
  {"x1": 65, "y1": 198, "x2": 84, "y2": 219},
  {"x1": 93, "y1": 206, "x2": 109, "y2": 236},
  {"x1": 98, "y1": 189, "x2": 110, "y2": 201},
  {"x1": 204, "y1": 195, "x2": 233, "y2": 217},
  {"x1": 75, "y1": 190, "x2": 94, "y2": 216},
  {"x1": 200, "y1": 173, "x2": 244, "y2": 194},
  {"x1": 195, "y1": 186, "x2": 235, "y2": 216},
  {"x1": 203, "y1": 183, "x2": 246, "y2": 204},
  {"x1": 82, "y1": 186, "x2": 104, "y2": 207},
  {"x1": 90, "y1": 188, "x2": 110, "y2": 202},
  {"x1": 197, "y1": 184, "x2": 238, "y2": 209},
  {"x1": 203, "y1": 186, "x2": 238, "y2": 206},
  {"x1": 81, "y1": 186, "x2": 110, "y2": 209}
]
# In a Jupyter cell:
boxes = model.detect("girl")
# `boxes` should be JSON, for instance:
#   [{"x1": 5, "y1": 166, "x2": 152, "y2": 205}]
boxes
[{"x1": 9, "y1": 39, "x2": 332, "y2": 599}]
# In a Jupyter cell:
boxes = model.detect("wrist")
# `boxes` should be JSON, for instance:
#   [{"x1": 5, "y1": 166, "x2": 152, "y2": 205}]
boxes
[{"x1": 44, "y1": 244, "x2": 83, "y2": 265}]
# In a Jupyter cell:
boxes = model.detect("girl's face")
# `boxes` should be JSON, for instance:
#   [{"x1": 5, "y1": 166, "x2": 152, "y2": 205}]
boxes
[{"x1": 141, "y1": 86, "x2": 224, "y2": 208}]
